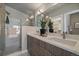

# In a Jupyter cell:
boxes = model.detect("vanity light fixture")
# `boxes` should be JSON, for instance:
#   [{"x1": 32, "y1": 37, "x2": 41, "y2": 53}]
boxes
[
  {"x1": 29, "y1": 15, "x2": 34, "y2": 19},
  {"x1": 26, "y1": 18, "x2": 29, "y2": 21},
  {"x1": 46, "y1": 16, "x2": 49, "y2": 19},
  {"x1": 39, "y1": 9, "x2": 44, "y2": 13},
  {"x1": 37, "y1": 11, "x2": 41, "y2": 15},
  {"x1": 37, "y1": 9, "x2": 44, "y2": 15}
]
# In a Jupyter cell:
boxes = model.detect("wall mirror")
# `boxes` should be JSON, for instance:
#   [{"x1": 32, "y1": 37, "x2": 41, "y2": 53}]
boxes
[
  {"x1": 65, "y1": 12, "x2": 79, "y2": 35},
  {"x1": 64, "y1": 10, "x2": 79, "y2": 40},
  {"x1": 36, "y1": 3, "x2": 79, "y2": 40}
]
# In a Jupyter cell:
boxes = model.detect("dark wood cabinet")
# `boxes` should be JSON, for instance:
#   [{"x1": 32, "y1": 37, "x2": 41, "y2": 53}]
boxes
[
  {"x1": 27, "y1": 35, "x2": 77, "y2": 56},
  {"x1": 61, "y1": 49, "x2": 77, "y2": 56},
  {"x1": 39, "y1": 47, "x2": 51, "y2": 56}
]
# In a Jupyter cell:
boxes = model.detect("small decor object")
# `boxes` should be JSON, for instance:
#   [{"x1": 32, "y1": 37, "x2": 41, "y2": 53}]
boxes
[
  {"x1": 40, "y1": 18, "x2": 47, "y2": 36},
  {"x1": 75, "y1": 23, "x2": 79, "y2": 28},
  {"x1": 6, "y1": 16, "x2": 9, "y2": 24},
  {"x1": 48, "y1": 19, "x2": 54, "y2": 33},
  {"x1": 5, "y1": 16, "x2": 10, "y2": 36}
]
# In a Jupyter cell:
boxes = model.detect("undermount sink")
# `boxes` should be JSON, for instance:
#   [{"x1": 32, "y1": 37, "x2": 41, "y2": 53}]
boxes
[
  {"x1": 48, "y1": 37, "x2": 77, "y2": 46},
  {"x1": 34, "y1": 33, "x2": 77, "y2": 46}
]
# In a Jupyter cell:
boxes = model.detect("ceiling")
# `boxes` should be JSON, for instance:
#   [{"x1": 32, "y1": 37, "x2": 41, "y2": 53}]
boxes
[
  {"x1": 44, "y1": 3, "x2": 65, "y2": 15},
  {"x1": 6, "y1": 3, "x2": 42, "y2": 15},
  {"x1": 5, "y1": 3, "x2": 63, "y2": 16}
]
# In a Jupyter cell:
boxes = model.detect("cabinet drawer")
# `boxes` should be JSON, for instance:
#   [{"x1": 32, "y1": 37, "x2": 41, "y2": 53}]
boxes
[
  {"x1": 40, "y1": 40, "x2": 46, "y2": 48},
  {"x1": 61, "y1": 49, "x2": 77, "y2": 56},
  {"x1": 39, "y1": 47, "x2": 51, "y2": 56},
  {"x1": 45, "y1": 42, "x2": 53, "y2": 53},
  {"x1": 51, "y1": 45, "x2": 77, "y2": 56},
  {"x1": 52, "y1": 45, "x2": 62, "y2": 56},
  {"x1": 31, "y1": 36, "x2": 40, "y2": 46},
  {"x1": 30, "y1": 46, "x2": 40, "y2": 56}
]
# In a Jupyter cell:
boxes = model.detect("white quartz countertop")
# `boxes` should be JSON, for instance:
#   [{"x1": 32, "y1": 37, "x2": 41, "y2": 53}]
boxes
[{"x1": 27, "y1": 32, "x2": 79, "y2": 55}]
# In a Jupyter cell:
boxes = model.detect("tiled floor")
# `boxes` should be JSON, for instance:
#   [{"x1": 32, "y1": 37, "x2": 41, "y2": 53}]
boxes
[
  {"x1": 7, "y1": 50, "x2": 30, "y2": 56},
  {"x1": 3, "y1": 45, "x2": 21, "y2": 56},
  {"x1": 2, "y1": 36, "x2": 29, "y2": 56},
  {"x1": 3, "y1": 35, "x2": 21, "y2": 56}
]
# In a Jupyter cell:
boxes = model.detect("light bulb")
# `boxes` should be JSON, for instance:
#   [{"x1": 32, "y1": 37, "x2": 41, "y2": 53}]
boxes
[
  {"x1": 39, "y1": 9, "x2": 44, "y2": 13},
  {"x1": 37, "y1": 11, "x2": 40, "y2": 15},
  {"x1": 26, "y1": 18, "x2": 29, "y2": 21},
  {"x1": 30, "y1": 15, "x2": 34, "y2": 19}
]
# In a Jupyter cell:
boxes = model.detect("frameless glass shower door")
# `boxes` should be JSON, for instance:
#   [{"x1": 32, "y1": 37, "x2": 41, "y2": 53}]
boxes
[{"x1": 4, "y1": 16, "x2": 22, "y2": 55}]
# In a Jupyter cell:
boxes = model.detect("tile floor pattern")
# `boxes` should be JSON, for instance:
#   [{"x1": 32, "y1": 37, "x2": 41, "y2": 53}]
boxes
[
  {"x1": 0, "y1": 46, "x2": 29, "y2": 56},
  {"x1": 7, "y1": 50, "x2": 30, "y2": 56},
  {"x1": 3, "y1": 34, "x2": 21, "y2": 56},
  {"x1": 3, "y1": 45, "x2": 21, "y2": 56}
]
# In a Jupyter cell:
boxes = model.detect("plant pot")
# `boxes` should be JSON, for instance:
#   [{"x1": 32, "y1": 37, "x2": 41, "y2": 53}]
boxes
[
  {"x1": 49, "y1": 29, "x2": 54, "y2": 33},
  {"x1": 40, "y1": 29, "x2": 46, "y2": 36}
]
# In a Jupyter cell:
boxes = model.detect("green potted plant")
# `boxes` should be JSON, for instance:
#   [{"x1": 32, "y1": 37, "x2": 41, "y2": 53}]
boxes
[
  {"x1": 40, "y1": 18, "x2": 47, "y2": 36},
  {"x1": 48, "y1": 20, "x2": 54, "y2": 33}
]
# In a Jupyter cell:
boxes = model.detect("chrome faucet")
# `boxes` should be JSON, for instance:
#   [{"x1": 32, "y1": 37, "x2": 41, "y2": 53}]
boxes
[{"x1": 62, "y1": 32, "x2": 66, "y2": 39}]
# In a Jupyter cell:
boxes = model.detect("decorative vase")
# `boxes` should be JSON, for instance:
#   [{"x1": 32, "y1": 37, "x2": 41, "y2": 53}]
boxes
[
  {"x1": 40, "y1": 29, "x2": 46, "y2": 36},
  {"x1": 6, "y1": 16, "x2": 9, "y2": 24},
  {"x1": 49, "y1": 29, "x2": 54, "y2": 33}
]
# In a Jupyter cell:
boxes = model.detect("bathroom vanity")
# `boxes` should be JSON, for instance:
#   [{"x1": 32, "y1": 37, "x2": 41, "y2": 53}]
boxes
[{"x1": 27, "y1": 33, "x2": 79, "y2": 56}]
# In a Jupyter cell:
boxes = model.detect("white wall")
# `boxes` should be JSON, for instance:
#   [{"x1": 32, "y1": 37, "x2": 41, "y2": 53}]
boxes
[
  {"x1": 22, "y1": 26, "x2": 37, "y2": 50},
  {"x1": 64, "y1": 14, "x2": 70, "y2": 33}
]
